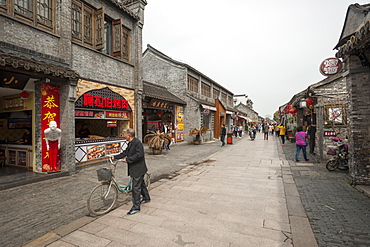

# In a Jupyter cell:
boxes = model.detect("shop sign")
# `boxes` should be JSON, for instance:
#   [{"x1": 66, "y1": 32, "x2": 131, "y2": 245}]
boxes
[
  {"x1": 83, "y1": 94, "x2": 129, "y2": 110},
  {"x1": 176, "y1": 106, "x2": 184, "y2": 142},
  {"x1": 149, "y1": 99, "x2": 172, "y2": 110},
  {"x1": 75, "y1": 110, "x2": 104, "y2": 118},
  {"x1": 107, "y1": 120, "x2": 117, "y2": 127},
  {"x1": 319, "y1": 58, "x2": 342, "y2": 76},
  {"x1": 203, "y1": 108, "x2": 210, "y2": 116},
  {"x1": 0, "y1": 70, "x2": 29, "y2": 90},
  {"x1": 75, "y1": 87, "x2": 132, "y2": 111},
  {"x1": 41, "y1": 83, "x2": 60, "y2": 172},
  {"x1": 3, "y1": 95, "x2": 26, "y2": 110},
  {"x1": 324, "y1": 131, "x2": 336, "y2": 137},
  {"x1": 106, "y1": 111, "x2": 129, "y2": 119}
]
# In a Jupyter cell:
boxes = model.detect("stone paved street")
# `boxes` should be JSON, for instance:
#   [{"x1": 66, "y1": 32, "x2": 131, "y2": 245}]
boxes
[
  {"x1": 280, "y1": 136, "x2": 370, "y2": 247},
  {"x1": 0, "y1": 138, "x2": 225, "y2": 247}
]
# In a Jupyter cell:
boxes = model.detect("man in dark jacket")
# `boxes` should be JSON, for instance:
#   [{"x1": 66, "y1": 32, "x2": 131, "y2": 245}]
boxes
[
  {"x1": 307, "y1": 123, "x2": 317, "y2": 155},
  {"x1": 114, "y1": 128, "x2": 150, "y2": 215},
  {"x1": 220, "y1": 124, "x2": 226, "y2": 147}
]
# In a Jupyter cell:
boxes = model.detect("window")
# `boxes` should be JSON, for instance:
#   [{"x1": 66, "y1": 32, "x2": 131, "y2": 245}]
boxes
[
  {"x1": 201, "y1": 82, "x2": 211, "y2": 97},
  {"x1": 71, "y1": 1, "x2": 103, "y2": 49},
  {"x1": 187, "y1": 75, "x2": 198, "y2": 93},
  {"x1": 213, "y1": 88, "x2": 219, "y2": 99},
  {"x1": 228, "y1": 95, "x2": 233, "y2": 106},
  {"x1": 221, "y1": 93, "x2": 227, "y2": 103},
  {"x1": 1, "y1": 0, "x2": 55, "y2": 31}
]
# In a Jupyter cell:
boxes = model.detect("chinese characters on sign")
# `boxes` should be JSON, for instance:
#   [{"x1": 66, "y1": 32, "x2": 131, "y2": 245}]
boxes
[
  {"x1": 320, "y1": 58, "x2": 342, "y2": 76},
  {"x1": 149, "y1": 99, "x2": 172, "y2": 110},
  {"x1": 83, "y1": 94, "x2": 129, "y2": 110},
  {"x1": 41, "y1": 83, "x2": 60, "y2": 172},
  {"x1": 324, "y1": 131, "x2": 336, "y2": 137}
]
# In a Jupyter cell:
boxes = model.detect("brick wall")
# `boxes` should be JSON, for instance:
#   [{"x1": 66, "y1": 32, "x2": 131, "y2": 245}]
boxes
[{"x1": 345, "y1": 53, "x2": 370, "y2": 184}]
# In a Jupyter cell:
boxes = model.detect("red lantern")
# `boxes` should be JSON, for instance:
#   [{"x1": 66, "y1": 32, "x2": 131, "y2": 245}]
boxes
[
  {"x1": 289, "y1": 108, "x2": 298, "y2": 114},
  {"x1": 142, "y1": 112, "x2": 148, "y2": 116},
  {"x1": 20, "y1": 91, "x2": 30, "y2": 99},
  {"x1": 305, "y1": 98, "x2": 315, "y2": 106},
  {"x1": 156, "y1": 110, "x2": 164, "y2": 115}
]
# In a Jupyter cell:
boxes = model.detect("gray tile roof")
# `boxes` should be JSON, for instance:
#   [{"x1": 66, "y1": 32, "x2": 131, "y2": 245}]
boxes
[{"x1": 143, "y1": 81, "x2": 186, "y2": 105}]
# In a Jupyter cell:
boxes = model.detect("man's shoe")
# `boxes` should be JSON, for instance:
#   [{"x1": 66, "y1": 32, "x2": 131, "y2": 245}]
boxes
[
  {"x1": 305, "y1": 159, "x2": 309, "y2": 161},
  {"x1": 295, "y1": 160, "x2": 300, "y2": 162},
  {"x1": 127, "y1": 209, "x2": 140, "y2": 215},
  {"x1": 140, "y1": 199, "x2": 151, "y2": 204}
]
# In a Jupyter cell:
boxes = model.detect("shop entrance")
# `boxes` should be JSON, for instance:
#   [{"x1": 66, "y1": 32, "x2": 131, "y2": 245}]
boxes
[{"x1": 0, "y1": 82, "x2": 35, "y2": 173}]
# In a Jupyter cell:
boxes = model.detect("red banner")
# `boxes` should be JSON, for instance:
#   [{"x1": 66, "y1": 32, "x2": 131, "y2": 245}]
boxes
[{"x1": 41, "y1": 83, "x2": 60, "y2": 172}]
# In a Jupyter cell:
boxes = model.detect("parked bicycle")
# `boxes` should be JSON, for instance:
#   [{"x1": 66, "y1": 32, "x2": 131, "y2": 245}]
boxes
[
  {"x1": 326, "y1": 137, "x2": 349, "y2": 171},
  {"x1": 87, "y1": 157, "x2": 151, "y2": 215}
]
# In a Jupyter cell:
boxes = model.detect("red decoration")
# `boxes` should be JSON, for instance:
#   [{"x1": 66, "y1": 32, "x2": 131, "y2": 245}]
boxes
[
  {"x1": 142, "y1": 112, "x2": 148, "y2": 116},
  {"x1": 20, "y1": 91, "x2": 30, "y2": 99},
  {"x1": 306, "y1": 98, "x2": 315, "y2": 106},
  {"x1": 156, "y1": 110, "x2": 164, "y2": 115},
  {"x1": 289, "y1": 108, "x2": 298, "y2": 114}
]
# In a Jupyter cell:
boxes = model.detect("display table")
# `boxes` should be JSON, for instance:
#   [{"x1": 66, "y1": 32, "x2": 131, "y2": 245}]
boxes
[
  {"x1": 75, "y1": 137, "x2": 128, "y2": 165},
  {"x1": 0, "y1": 144, "x2": 33, "y2": 169}
]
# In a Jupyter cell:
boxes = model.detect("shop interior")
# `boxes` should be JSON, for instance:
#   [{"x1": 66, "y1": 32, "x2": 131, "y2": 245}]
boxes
[
  {"x1": 75, "y1": 119, "x2": 129, "y2": 140},
  {"x1": 0, "y1": 85, "x2": 35, "y2": 175}
]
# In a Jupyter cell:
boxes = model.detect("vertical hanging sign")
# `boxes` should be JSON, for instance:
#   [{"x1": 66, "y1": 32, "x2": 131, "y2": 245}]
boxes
[{"x1": 41, "y1": 83, "x2": 60, "y2": 172}]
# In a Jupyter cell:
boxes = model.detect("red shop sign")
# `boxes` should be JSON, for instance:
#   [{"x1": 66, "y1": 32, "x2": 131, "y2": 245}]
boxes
[{"x1": 320, "y1": 58, "x2": 342, "y2": 76}]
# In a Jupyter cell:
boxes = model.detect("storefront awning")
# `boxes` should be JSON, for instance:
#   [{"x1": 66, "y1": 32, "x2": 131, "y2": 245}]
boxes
[
  {"x1": 143, "y1": 81, "x2": 186, "y2": 105},
  {"x1": 226, "y1": 111, "x2": 233, "y2": 115},
  {"x1": 201, "y1": 104, "x2": 217, "y2": 111},
  {"x1": 238, "y1": 116, "x2": 251, "y2": 121}
]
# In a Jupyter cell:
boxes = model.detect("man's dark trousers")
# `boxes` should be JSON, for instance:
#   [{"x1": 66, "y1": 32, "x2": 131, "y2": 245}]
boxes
[
  {"x1": 131, "y1": 174, "x2": 150, "y2": 210},
  {"x1": 309, "y1": 139, "x2": 315, "y2": 153}
]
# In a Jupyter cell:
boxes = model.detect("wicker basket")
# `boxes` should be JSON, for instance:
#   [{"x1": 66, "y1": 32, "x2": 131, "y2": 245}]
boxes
[{"x1": 97, "y1": 168, "x2": 112, "y2": 182}]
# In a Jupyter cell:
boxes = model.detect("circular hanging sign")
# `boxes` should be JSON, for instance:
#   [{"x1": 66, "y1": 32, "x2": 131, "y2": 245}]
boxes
[
  {"x1": 319, "y1": 58, "x2": 342, "y2": 76},
  {"x1": 203, "y1": 108, "x2": 210, "y2": 116}
]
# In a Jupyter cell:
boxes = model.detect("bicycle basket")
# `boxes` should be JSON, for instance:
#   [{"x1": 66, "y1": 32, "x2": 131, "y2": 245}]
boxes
[
  {"x1": 97, "y1": 168, "x2": 112, "y2": 182},
  {"x1": 327, "y1": 149, "x2": 336, "y2": 155}
]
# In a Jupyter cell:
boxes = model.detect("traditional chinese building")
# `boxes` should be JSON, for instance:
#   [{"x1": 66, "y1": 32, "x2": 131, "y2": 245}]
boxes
[
  {"x1": 0, "y1": 0, "x2": 147, "y2": 173},
  {"x1": 142, "y1": 45, "x2": 235, "y2": 143},
  {"x1": 334, "y1": 3, "x2": 370, "y2": 184}
]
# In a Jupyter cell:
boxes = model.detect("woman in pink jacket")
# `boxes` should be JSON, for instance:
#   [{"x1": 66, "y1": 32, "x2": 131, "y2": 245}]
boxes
[{"x1": 295, "y1": 126, "x2": 309, "y2": 162}]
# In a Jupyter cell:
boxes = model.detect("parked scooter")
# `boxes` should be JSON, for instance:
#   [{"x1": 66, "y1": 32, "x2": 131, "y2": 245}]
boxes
[{"x1": 326, "y1": 137, "x2": 349, "y2": 171}]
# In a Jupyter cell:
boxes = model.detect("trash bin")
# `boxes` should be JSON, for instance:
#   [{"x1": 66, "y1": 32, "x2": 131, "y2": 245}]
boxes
[{"x1": 227, "y1": 133, "x2": 233, "y2": 144}]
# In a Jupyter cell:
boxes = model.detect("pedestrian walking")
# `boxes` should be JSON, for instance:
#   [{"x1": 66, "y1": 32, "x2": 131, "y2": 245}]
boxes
[
  {"x1": 161, "y1": 123, "x2": 171, "y2": 150},
  {"x1": 238, "y1": 125, "x2": 243, "y2": 138},
  {"x1": 263, "y1": 124, "x2": 269, "y2": 140},
  {"x1": 295, "y1": 126, "x2": 309, "y2": 162},
  {"x1": 233, "y1": 125, "x2": 238, "y2": 137},
  {"x1": 114, "y1": 128, "x2": 150, "y2": 215},
  {"x1": 220, "y1": 124, "x2": 226, "y2": 147},
  {"x1": 278, "y1": 124, "x2": 286, "y2": 145},
  {"x1": 270, "y1": 125, "x2": 275, "y2": 136},
  {"x1": 307, "y1": 123, "x2": 317, "y2": 155},
  {"x1": 275, "y1": 124, "x2": 280, "y2": 137}
]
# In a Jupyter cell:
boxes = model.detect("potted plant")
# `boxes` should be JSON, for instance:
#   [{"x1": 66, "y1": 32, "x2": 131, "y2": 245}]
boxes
[
  {"x1": 189, "y1": 127, "x2": 209, "y2": 145},
  {"x1": 144, "y1": 130, "x2": 172, "y2": 155}
]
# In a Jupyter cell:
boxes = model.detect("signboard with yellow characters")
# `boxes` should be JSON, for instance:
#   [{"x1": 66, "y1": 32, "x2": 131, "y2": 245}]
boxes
[{"x1": 176, "y1": 106, "x2": 184, "y2": 142}]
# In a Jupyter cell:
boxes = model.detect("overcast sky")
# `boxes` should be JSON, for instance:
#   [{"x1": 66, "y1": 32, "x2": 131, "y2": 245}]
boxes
[{"x1": 142, "y1": 0, "x2": 369, "y2": 118}]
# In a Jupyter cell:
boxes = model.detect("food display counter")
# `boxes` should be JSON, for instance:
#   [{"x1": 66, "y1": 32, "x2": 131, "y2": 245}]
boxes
[
  {"x1": 0, "y1": 144, "x2": 33, "y2": 169},
  {"x1": 75, "y1": 135, "x2": 128, "y2": 165}
]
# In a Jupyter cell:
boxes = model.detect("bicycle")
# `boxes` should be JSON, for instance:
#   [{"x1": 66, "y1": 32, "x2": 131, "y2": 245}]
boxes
[{"x1": 87, "y1": 157, "x2": 151, "y2": 216}]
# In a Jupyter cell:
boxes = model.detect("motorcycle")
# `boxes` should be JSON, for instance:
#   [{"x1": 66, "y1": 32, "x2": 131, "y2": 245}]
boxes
[
  {"x1": 326, "y1": 137, "x2": 349, "y2": 171},
  {"x1": 249, "y1": 129, "x2": 256, "y2": 141}
]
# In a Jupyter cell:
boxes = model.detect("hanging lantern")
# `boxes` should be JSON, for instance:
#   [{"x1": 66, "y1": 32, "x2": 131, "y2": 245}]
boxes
[
  {"x1": 156, "y1": 110, "x2": 164, "y2": 116},
  {"x1": 289, "y1": 108, "x2": 298, "y2": 114},
  {"x1": 142, "y1": 111, "x2": 148, "y2": 116},
  {"x1": 305, "y1": 97, "x2": 315, "y2": 106},
  {"x1": 20, "y1": 91, "x2": 30, "y2": 99}
]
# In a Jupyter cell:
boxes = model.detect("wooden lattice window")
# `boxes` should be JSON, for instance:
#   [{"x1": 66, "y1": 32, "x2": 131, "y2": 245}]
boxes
[
  {"x1": 201, "y1": 82, "x2": 211, "y2": 97},
  {"x1": 213, "y1": 88, "x2": 219, "y2": 99},
  {"x1": 187, "y1": 75, "x2": 198, "y2": 93},
  {"x1": 221, "y1": 93, "x2": 227, "y2": 103},
  {"x1": 2, "y1": 0, "x2": 55, "y2": 31},
  {"x1": 111, "y1": 18, "x2": 130, "y2": 60},
  {"x1": 228, "y1": 95, "x2": 233, "y2": 106},
  {"x1": 71, "y1": 0, "x2": 104, "y2": 49}
]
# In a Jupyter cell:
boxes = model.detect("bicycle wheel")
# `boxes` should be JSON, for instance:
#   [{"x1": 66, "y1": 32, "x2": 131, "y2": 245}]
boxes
[
  {"x1": 144, "y1": 173, "x2": 151, "y2": 189},
  {"x1": 87, "y1": 183, "x2": 118, "y2": 215},
  {"x1": 326, "y1": 159, "x2": 339, "y2": 171}
]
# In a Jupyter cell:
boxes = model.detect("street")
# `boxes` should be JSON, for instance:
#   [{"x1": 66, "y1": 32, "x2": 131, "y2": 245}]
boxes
[{"x1": 1, "y1": 134, "x2": 370, "y2": 246}]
